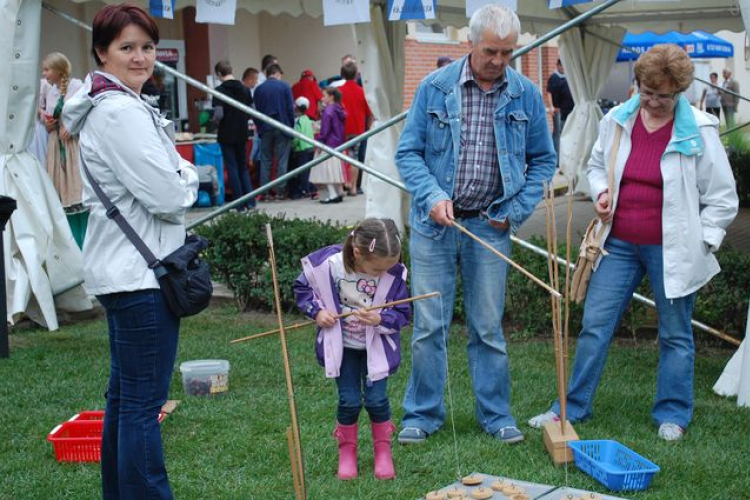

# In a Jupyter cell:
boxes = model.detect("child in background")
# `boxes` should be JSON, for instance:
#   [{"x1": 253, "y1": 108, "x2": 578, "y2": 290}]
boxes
[
  {"x1": 288, "y1": 97, "x2": 316, "y2": 200},
  {"x1": 293, "y1": 219, "x2": 409, "y2": 480},
  {"x1": 308, "y1": 87, "x2": 347, "y2": 204}
]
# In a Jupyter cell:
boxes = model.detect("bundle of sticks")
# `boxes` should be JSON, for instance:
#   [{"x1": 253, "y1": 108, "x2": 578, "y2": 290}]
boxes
[{"x1": 543, "y1": 181, "x2": 574, "y2": 435}]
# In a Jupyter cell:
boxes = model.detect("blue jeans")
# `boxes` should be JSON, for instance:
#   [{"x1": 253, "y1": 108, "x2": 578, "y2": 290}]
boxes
[
  {"x1": 259, "y1": 128, "x2": 292, "y2": 194},
  {"x1": 98, "y1": 290, "x2": 180, "y2": 500},
  {"x1": 402, "y1": 216, "x2": 514, "y2": 435},
  {"x1": 336, "y1": 348, "x2": 390, "y2": 425},
  {"x1": 219, "y1": 142, "x2": 255, "y2": 209},
  {"x1": 287, "y1": 149, "x2": 314, "y2": 200},
  {"x1": 551, "y1": 237, "x2": 696, "y2": 428}
]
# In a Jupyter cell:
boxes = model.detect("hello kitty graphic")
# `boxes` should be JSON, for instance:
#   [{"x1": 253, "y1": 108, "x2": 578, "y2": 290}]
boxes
[{"x1": 338, "y1": 277, "x2": 377, "y2": 343}]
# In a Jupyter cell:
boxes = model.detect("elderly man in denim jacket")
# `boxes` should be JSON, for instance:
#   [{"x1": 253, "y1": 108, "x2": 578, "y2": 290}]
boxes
[{"x1": 395, "y1": 4, "x2": 556, "y2": 445}]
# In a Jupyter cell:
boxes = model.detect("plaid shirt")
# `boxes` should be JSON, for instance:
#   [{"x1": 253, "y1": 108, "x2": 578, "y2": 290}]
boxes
[{"x1": 453, "y1": 59, "x2": 507, "y2": 211}]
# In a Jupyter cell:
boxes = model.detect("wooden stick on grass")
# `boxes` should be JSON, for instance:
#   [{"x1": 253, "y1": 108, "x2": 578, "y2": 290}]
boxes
[
  {"x1": 267, "y1": 224, "x2": 306, "y2": 500},
  {"x1": 287, "y1": 427, "x2": 302, "y2": 500},
  {"x1": 231, "y1": 292, "x2": 441, "y2": 344}
]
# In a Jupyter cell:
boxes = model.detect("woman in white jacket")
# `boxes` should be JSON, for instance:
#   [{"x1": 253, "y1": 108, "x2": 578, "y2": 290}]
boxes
[
  {"x1": 63, "y1": 4, "x2": 197, "y2": 498},
  {"x1": 529, "y1": 45, "x2": 738, "y2": 441}
]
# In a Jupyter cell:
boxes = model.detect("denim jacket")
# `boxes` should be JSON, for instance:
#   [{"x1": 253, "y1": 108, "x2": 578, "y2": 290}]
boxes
[
  {"x1": 293, "y1": 245, "x2": 410, "y2": 381},
  {"x1": 395, "y1": 56, "x2": 556, "y2": 239}
]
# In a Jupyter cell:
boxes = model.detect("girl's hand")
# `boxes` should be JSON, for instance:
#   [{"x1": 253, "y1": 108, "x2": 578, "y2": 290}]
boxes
[
  {"x1": 44, "y1": 117, "x2": 57, "y2": 133},
  {"x1": 59, "y1": 125, "x2": 70, "y2": 141},
  {"x1": 353, "y1": 309, "x2": 381, "y2": 326},
  {"x1": 594, "y1": 190, "x2": 613, "y2": 222},
  {"x1": 315, "y1": 309, "x2": 337, "y2": 328}
]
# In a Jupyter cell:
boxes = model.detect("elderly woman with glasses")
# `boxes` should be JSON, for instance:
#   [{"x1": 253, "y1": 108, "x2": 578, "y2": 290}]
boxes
[{"x1": 529, "y1": 44, "x2": 738, "y2": 441}]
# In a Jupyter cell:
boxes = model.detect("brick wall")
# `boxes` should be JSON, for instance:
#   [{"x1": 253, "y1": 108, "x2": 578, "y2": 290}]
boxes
[{"x1": 402, "y1": 39, "x2": 561, "y2": 128}]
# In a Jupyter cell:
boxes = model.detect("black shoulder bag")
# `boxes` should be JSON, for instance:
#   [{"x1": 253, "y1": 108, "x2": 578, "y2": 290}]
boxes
[{"x1": 81, "y1": 158, "x2": 213, "y2": 317}]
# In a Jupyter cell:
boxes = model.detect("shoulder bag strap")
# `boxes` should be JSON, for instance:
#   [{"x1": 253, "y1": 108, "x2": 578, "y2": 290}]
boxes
[
  {"x1": 592, "y1": 123, "x2": 623, "y2": 246},
  {"x1": 80, "y1": 155, "x2": 167, "y2": 277}
]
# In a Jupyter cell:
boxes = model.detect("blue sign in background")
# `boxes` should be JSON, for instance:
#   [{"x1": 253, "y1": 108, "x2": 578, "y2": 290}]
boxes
[{"x1": 388, "y1": 0, "x2": 436, "y2": 21}]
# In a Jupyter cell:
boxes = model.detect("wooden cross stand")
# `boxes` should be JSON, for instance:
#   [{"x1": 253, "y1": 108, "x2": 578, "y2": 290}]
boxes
[
  {"x1": 265, "y1": 224, "x2": 307, "y2": 500},
  {"x1": 542, "y1": 183, "x2": 579, "y2": 465}
]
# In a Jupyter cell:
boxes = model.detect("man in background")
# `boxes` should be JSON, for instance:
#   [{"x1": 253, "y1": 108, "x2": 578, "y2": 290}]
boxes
[
  {"x1": 254, "y1": 63, "x2": 295, "y2": 200},
  {"x1": 546, "y1": 59, "x2": 574, "y2": 166},
  {"x1": 721, "y1": 68, "x2": 740, "y2": 128}
]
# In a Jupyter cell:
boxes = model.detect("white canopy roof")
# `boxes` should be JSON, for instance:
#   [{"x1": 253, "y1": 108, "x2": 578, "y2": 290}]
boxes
[{"x1": 64, "y1": 0, "x2": 745, "y2": 35}]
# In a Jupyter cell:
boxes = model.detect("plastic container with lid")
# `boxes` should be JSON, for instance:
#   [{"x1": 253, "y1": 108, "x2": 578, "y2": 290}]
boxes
[{"x1": 179, "y1": 359, "x2": 230, "y2": 396}]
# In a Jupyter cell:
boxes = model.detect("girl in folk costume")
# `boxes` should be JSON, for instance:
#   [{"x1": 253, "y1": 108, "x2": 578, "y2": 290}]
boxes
[
  {"x1": 42, "y1": 52, "x2": 85, "y2": 211},
  {"x1": 308, "y1": 87, "x2": 347, "y2": 204},
  {"x1": 293, "y1": 219, "x2": 410, "y2": 480}
]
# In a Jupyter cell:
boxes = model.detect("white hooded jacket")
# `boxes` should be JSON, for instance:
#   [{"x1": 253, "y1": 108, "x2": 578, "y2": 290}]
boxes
[
  {"x1": 63, "y1": 72, "x2": 198, "y2": 295},
  {"x1": 588, "y1": 95, "x2": 738, "y2": 299}
]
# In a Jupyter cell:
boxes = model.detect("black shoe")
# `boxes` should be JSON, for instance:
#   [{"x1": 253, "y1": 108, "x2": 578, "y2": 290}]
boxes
[{"x1": 320, "y1": 196, "x2": 343, "y2": 204}]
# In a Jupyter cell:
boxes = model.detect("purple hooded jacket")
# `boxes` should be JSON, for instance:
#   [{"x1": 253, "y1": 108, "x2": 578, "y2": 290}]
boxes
[
  {"x1": 318, "y1": 103, "x2": 347, "y2": 148},
  {"x1": 292, "y1": 245, "x2": 410, "y2": 381}
]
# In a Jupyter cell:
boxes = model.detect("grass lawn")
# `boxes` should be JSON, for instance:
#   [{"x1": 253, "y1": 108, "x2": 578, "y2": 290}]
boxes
[{"x1": 1, "y1": 304, "x2": 748, "y2": 499}]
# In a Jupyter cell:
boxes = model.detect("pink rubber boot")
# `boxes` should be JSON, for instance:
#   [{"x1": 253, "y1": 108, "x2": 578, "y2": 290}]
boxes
[
  {"x1": 333, "y1": 422, "x2": 358, "y2": 480},
  {"x1": 371, "y1": 420, "x2": 396, "y2": 480}
]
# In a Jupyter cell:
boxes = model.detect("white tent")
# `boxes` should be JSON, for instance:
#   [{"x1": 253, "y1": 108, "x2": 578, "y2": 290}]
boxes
[{"x1": 1, "y1": 0, "x2": 91, "y2": 331}]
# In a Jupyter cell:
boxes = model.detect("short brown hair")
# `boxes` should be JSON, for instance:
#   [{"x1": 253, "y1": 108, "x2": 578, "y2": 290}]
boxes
[
  {"x1": 340, "y1": 61, "x2": 358, "y2": 81},
  {"x1": 92, "y1": 3, "x2": 159, "y2": 66},
  {"x1": 214, "y1": 60, "x2": 232, "y2": 77},
  {"x1": 634, "y1": 44, "x2": 694, "y2": 93},
  {"x1": 242, "y1": 67, "x2": 259, "y2": 80},
  {"x1": 324, "y1": 86, "x2": 342, "y2": 103}
]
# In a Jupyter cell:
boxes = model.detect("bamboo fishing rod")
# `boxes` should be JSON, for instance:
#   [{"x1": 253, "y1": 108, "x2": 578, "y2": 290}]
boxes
[
  {"x1": 451, "y1": 220, "x2": 562, "y2": 299},
  {"x1": 231, "y1": 292, "x2": 440, "y2": 344},
  {"x1": 266, "y1": 224, "x2": 306, "y2": 500}
]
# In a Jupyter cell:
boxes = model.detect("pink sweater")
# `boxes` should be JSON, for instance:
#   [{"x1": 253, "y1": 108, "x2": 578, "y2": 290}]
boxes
[{"x1": 611, "y1": 113, "x2": 672, "y2": 245}]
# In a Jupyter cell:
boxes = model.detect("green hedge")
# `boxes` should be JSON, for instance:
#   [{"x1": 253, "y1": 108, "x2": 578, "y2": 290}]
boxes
[
  {"x1": 196, "y1": 213, "x2": 748, "y2": 341},
  {"x1": 724, "y1": 131, "x2": 750, "y2": 208}
]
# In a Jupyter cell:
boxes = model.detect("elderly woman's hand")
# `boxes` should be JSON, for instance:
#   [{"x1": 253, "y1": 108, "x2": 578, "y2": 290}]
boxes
[{"x1": 594, "y1": 190, "x2": 613, "y2": 222}]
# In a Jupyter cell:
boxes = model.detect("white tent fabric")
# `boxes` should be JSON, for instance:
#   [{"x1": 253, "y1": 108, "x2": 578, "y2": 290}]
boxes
[
  {"x1": 558, "y1": 26, "x2": 625, "y2": 195},
  {"x1": 354, "y1": 6, "x2": 410, "y2": 230},
  {"x1": 1, "y1": 0, "x2": 91, "y2": 330},
  {"x1": 713, "y1": 297, "x2": 750, "y2": 408}
]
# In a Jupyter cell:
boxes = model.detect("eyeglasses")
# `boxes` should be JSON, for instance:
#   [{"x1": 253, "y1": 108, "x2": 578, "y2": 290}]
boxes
[{"x1": 639, "y1": 88, "x2": 679, "y2": 102}]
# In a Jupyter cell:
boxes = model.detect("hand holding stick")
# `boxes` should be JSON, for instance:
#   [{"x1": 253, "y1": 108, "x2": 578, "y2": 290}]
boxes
[{"x1": 231, "y1": 292, "x2": 441, "y2": 344}]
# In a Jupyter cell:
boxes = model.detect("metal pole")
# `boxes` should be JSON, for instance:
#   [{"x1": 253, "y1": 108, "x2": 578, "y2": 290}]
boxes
[
  {"x1": 512, "y1": 0, "x2": 624, "y2": 59},
  {"x1": 187, "y1": 113, "x2": 407, "y2": 229},
  {"x1": 512, "y1": 236, "x2": 741, "y2": 346},
  {"x1": 43, "y1": 1, "x2": 740, "y2": 345},
  {"x1": 720, "y1": 120, "x2": 750, "y2": 136}
]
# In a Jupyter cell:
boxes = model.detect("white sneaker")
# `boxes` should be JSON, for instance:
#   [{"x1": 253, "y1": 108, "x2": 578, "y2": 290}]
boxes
[
  {"x1": 527, "y1": 411, "x2": 559, "y2": 429},
  {"x1": 658, "y1": 422, "x2": 684, "y2": 441}
]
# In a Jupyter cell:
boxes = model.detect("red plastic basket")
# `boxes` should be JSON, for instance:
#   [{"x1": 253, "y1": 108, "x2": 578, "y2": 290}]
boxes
[
  {"x1": 47, "y1": 420, "x2": 103, "y2": 463},
  {"x1": 48, "y1": 411, "x2": 167, "y2": 462},
  {"x1": 69, "y1": 410, "x2": 166, "y2": 423}
]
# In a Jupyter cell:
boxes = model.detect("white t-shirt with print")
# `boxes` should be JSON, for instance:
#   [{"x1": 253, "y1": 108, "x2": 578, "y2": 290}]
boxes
[{"x1": 328, "y1": 252, "x2": 380, "y2": 350}]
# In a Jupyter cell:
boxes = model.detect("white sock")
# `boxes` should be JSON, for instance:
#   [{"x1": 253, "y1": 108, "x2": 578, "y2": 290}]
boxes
[{"x1": 326, "y1": 184, "x2": 338, "y2": 199}]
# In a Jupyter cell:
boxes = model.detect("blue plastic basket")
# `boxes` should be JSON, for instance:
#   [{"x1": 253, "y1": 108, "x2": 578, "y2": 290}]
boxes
[{"x1": 568, "y1": 440, "x2": 660, "y2": 492}]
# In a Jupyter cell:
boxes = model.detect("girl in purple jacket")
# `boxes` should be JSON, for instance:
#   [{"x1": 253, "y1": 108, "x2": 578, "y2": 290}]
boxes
[
  {"x1": 293, "y1": 218, "x2": 410, "y2": 481},
  {"x1": 308, "y1": 87, "x2": 347, "y2": 203}
]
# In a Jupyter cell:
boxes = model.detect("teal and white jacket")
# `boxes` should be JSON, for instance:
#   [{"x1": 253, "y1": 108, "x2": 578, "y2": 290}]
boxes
[{"x1": 587, "y1": 95, "x2": 738, "y2": 299}]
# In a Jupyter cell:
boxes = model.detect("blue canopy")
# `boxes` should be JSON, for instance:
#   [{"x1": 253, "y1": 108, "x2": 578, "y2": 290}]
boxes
[{"x1": 617, "y1": 31, "x2": 734, "y2": 62}]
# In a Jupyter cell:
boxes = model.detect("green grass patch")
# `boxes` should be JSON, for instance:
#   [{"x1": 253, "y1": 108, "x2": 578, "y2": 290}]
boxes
[{"x1": 1, "y1": 306, "x2": 748, "y2": 499}]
